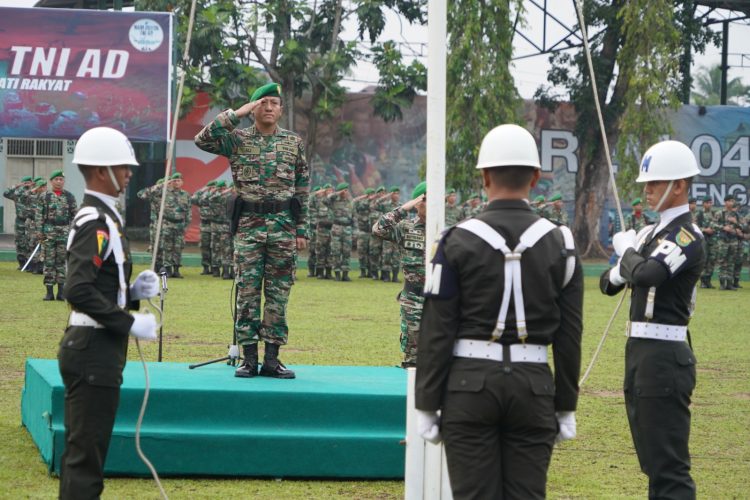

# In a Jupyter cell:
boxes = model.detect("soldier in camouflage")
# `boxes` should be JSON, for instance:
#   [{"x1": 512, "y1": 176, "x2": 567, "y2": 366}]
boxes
[
  {"x1": 315, "y1": 184, "x2": 335, "y2": 279},
  {"x1": 3, "y1": 175, "x2": 35, "y2": 269},
  {"x1": 444, "y1": 188, "x2": 461, "y2": 227},
  {"x1": 546, "y1": 193, "x2": 569, "y2": 226},
  {"x1": 161, "y1": 173, "x2": 191, "y2": 278},
  {"x1": 191, "y1": 180, "x2": 217, "y2": 275},
  {"x1": 378, "y1": 187, "x2": 401, "y2": 282},
  {"x1": 28, "y1": 178, "x2": 48, "y2": 274},
  {"x1": 372, "y1": 181, "x2": 426, "y2": 367},
  {"x1": 368, "y1": 186, "x2": 388, "y2": 279},
  {"x1": 628, "y1": 198, "x2": 651, "y2": 232},
  {"x1": 206, "y1": 180, "x2": 228, "y2": 277},
  {"x1": 531, "y1": 194, "x2": 549, "y2": 218},
  {"x1": 325, "y1": 182, "x2": 354, "y2": 281},
  {"x1": 36, "y1": 170, "x2": 77, "y2": 300},
  {"x1": 137, "y1": 178, "x2": 166, "y2": 269},
  {"x1": 352, "y1": 188, "x2": 375, "y2": 278},
  {"x1": 460, "y1": 192, "x2": 483, "y2": 219},
  {"x1": 696, "y1": 196, "x2": 717, "y2": 288},
  {"x1": 714, "y1": 194, "x2": 742, "y2": 290},
  {"x1": 306, "y1": 185, "x2": 322, "y2": 277},
  {"x1": 195, "y1": 82, "x2": 309, "y2": 379}
]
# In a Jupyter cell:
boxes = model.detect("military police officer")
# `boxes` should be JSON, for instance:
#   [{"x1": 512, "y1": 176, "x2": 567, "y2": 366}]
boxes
[
  {"x1": 601, "y1": 140, "x2": 704, "y2": 499},
  {"x1": 415, "y1": 124, "x2": 583, "y2": 499}
]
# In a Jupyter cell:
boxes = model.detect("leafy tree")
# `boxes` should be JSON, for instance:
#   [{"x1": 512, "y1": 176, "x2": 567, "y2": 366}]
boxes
[{"x1": 691, "y1": 64, "x2": 750, "y2": 105}]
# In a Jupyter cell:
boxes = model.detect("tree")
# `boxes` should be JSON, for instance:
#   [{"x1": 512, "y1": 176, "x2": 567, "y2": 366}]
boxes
[
  {"x1": 445, "y1": 0, "x2": 523, "y2": 193},
  {"x1": 691, "y1": 64, "x2": 750, "y2": 105},
  {"x1": 536, "y1": 0, "x2": 717, "y2": 257}
]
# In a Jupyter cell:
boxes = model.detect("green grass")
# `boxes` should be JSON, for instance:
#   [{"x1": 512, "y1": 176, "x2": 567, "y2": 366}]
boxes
[{"x1": 1, "y1": 262, "x2": 748, "y2": 498}]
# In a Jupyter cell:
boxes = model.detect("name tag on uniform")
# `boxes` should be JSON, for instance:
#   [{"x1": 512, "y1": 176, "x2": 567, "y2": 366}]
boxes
[
  {"x1": 238, "y1": 145, "x2": 260, "y2": 155},
  {"x1": 275, "y1": 142, "x2": 297, "y2": 155}
]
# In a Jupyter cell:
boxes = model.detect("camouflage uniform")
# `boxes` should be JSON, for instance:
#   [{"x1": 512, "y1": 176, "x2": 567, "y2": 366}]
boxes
[
  {"x1": 36, "y1": 189, "x2": 77, "y2": 285},
  {"x1": 315, "y1": 194, "x2": 334, "y2": 277},
  {"x1": 378, "y1": 197, "x2": 400, "y2": 274},
  {"x1": 445, "y1": 202, "x2": 462, "y2": 227},
  {"x1": 3, "y1": 181, "x2": 34, "y2": 266},
  {"x1": 368, "y1": 195, "x2": 387, "y2": 278},
  {"x1": 162, "y1": 185, "x2": 191, "y2": 272},
  {"x1": 195, "y1": 109, "x2": 309, "y2": 346},
  {"x1": 137, "y1": 183, "x2": 165, "y2": 266},
  {"x1": 306, "y1": 193, "x2": 320, "y2": 276},
  {"x1": 714, "y1": 206, "x2": 740, "y2": 289},
  {"x1": 325, "y1": 193, "x2": 353, "y2": 275},
  {"x1": 695, "y1": 204, "x2": 717, "y2": 286},
  {"x1": 628, "y1": 212, "x2": 650, "y2": 232},
  {"x1": 190, "y1": 185, "x2": 214, "y2": 271},
  {"x1": 207, "y1": 187, "x2": 232, "y2": 274},
  {"x1": 547, "y1": 206, "x2": 569, "y2": 226},
  {"x1": 372, "y1": 207, "x2": 426, "y2": 367},
  {"x1": 27, "y1": 186, "x2": 47, "y2": 272},
  {"x1": 353, "y1": 195, "x2": 372, "y2": 275}
]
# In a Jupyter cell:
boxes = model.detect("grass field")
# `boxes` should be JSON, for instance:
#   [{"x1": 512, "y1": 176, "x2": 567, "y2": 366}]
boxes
[{"x1": 1, "y1": 261, "x2": 748, "y2": 499}]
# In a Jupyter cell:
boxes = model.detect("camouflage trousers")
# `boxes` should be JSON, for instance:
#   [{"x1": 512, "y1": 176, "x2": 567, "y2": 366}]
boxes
[
  {"x1": 14, "y1": 218, "x2": 31, "y2": 260},
  {"x1": 27, "y1": 217, "x2": 42, "y2": 264},
  {"x1": 161, "y1": 222, "x2": 185, "y2": 267},
  {"x1": 368, "y1": 234, "x2": 383, "y2": 273},
  {"x1": 315, "y1": 225, "x2": 332, "y2": 268},
  {"x1": 356, "y1": 229, "x2": 369, "y2": 271},
  {"x1": 199, "y1": 222, "x2": 212, "y2": 267},
  {"x1": 211, "y1": 222, "x2": 232, "y2": 267},
  {"x1": 702, "y1": 238, "x2": 716, "y2": 278},
  {"x1": 331, "y1": 224, "x2": 353, "y2": 272},
  {"x1": 399, "y1": 288, "x2": 425, "y2": 366},
  {"x1": 42, "y1": 224, "x2": 69, "y2": 285},
  {"x1": 715, "y1": 238, "x2": 736, "y2": 280},
  {"x1": 381, "y1": 240, "x2": 399, "y2": 272},
  {"x1": 734, "y1": 240, "x2": 744, "y2": 280},
  {"x1": 307, "y1": 223, "x2": 317, "y2": 271},
  {"x1": 234, "y1": 213, "x2": 296, "y2": 346},
  {"x1": 149, "y1": 218, "x2": 166, "y2": 266}
]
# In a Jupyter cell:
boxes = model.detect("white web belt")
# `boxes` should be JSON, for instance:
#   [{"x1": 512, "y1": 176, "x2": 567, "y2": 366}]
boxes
[{"x1": 453, "y1": 339, "x2": 547, "y2": 363}]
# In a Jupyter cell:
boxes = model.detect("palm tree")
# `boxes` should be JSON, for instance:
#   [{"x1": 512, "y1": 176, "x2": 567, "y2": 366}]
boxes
[{"x1": 691, "y1": 64, "x2": 749, "y2": 105}]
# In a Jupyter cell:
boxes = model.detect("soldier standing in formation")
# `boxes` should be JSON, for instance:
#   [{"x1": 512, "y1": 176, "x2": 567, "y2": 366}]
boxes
[
  {"x1": 367, "y1": 186, "x2": 388, "y2": 279},
  {"x1": 137, "y1": 178, "x2": 165, "y2": 268},
  {"x1": 37, "y1": 170, "x2": 77, "y2": 300},
  {"x1": 601, "y1": 140, "x2": 703, "y2": 499},
  {"x1": 378, "y1": 186, "x2": 402, "y2": 282},
  {"x1": 714, "y1": 194, "x2": 742, "y2": 290},
  {"x1": 58, "y1": 127, "x2": 159, "y2": 499},
  {"x1": 162, "y1": 172, "x2": 191, "y2": 278},
  {"x1": 546, "y1": 193, "x2": 568, "y2": 226},
  {"x1": 460, "y1": 192, "x2": 483, "y2": 219},
  {"x1": 27, "y1": 178, "x2": 48, "y2": 274},
  {"x1": 306, "y1": 185, "x2": 321, "y2": 277},
  {"x1": 696, "y1": 196, "x2": 717, "y2": 288},
  {"x1": 444, "y1": 188, "x2": 461, "y2": 226},
  {"x1": 195, "y1": 81, "x2": 309, "y2": 380},
  {"x1": 3, "y1": 175, "x2": 35, "y2": 269},
  {"x1": 326, "y1": 182, "x2": 354, "y2": 281},
  {"x1": 415, "y1": 124, "x2": 583, "y2": 499},
  {"x1": 190, "y1": 180, "x2": 217, "y2": 275},
  {"x1": 206, "y1": 180, "x2": 233, "y2": 278},
  {"x1": 353, "y1": 187, "x2": 375, "y2": 278},
  {"x1": 629, "y1": 198, "x2": 651, "y2": 231},
  {"x1": 315, "y1": 183, "x2": 334, "y2": 280},
  {"x1": 372, "y1": 181, "x2": 426, "y2": 367}
]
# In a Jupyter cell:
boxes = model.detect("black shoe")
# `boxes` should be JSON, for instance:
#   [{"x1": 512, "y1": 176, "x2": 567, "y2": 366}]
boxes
[
  {"x1": 307, "y1": 267, "x2": 316, "y2": 278},
  {"x1": 381, "y1": 271, "x2": 391, "y2": 282},
  {"x1": 699, "y1": 277, "x2": 708, "y2": 289},
  {"x1": 259, "y1": 343, "x2": 295, "y2": 379},
  {"x1": 335, "y1": 271, "x2": 341, "y2": 281},
  {"x1": 316, "y1": 267, "x2": 326, "y2": 279},
  {"x1": 234, "y1": 344, "x2": 259, "y2": 378},
  {"x1": 172, "y1": 266, "x2": 184, "y2": 279},
  {"x1": 391, "y1": 270, "x2": 400, "y2": 283},
  {"x1": 222, "y1": 265, "x2": 233, "y2": 280},
  {"x1": 34, "y1": 262, "x2": 43, "y2": 275},
  {"x1": 24, "y1": 261, "x2": 33, "y2": 273},
  {"x1": 16, "y1": 256, "x2": 25, "y2": 270},
  {"x1": 359, "y1": 268, "x2": 367, "y2": 278},
  {"x1": 56, "y1": 283, "x2": 65, "y2": 301},
  {"x1": 323, "y1": 267, "x2": 333, "y2": 280},
  {"x1": 734, "y1": 279, "x2": 742, "y2": 289},
  {"x1": 342, "y1": 271, "x2": 351, "y2": 282},
  {"x1": 706, "y1": 279, "x2": 715, "y2": 289},
  {"x1": 371, "y1": 270, "x2": 379, "y2": 280},
  {"x1": 43, "y1": 285, "x2": 54, "y2": 301},
  {"x1": 212, "y1": 266, "x2": 221, "y2": 278},
  {"x1": 200, "y1": 265, "x2": 211, "y2": 275}
]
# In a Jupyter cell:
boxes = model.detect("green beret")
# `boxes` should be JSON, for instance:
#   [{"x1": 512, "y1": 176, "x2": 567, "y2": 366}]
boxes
[
  {"x1": 323, "y1": 183, "x2": 333, "y2": 189},
  {"x1": 377, "y1": 186, "x2": 386, "y2": 193},
  {"x1": 34, "y1": 176, "x2": 44, "y2": 182},
  {"x1": 36, "y1": 179, "x2": 47, "y2": 187},
  {"x1": 336, "y1": 182, "x2": 349, "y2": 191},
  {"x1": 156, "y1": 178, "x2": 164, "y2": 184},
  {"x1": 724, "y1": 194, "x2": 735, "y2": 201},
  {"x1": 216, "y1": 180, "x2": 226, "y2": 187},
  {"x1": 411, "y1": 181, "x2": 427, "y2": 200},
  {"x1": 701, "y1": 196, "x2": 712, "y2": 203},
  {"x1": 389, "y1": 186, "x2": 400, "y2": 193},
  {"x1": 549, "y1": 193, "x2": 562, "y2": 202},
  {"x1": 533, "y1": 195, "x2": 545, "y2": 203},
  {"x1": 631, "y1": 198, "x2": 642, "y2": 206},
  {"x1": 446, "y1": 188, "x2": 456, "y2": 194},
  {"x1": 250, "y1": 82, "x2": 282, "y2": 102},
  {"x1": 21, "y1": 176, "x2": 33, "y2": 182},
  {"x1": 50, "y1": 170, "x2": 64, "y2": 180},
  {"x1": 470, "y1": 192, "x2": 480, "y2": 199},
  {"x1": 170, "y1": 172, "x2": 182, "y2": 180},
  {"x1": 364, "y1": 188, "x2": 375, "y2": 195},
  {"x1": 688, "y1": 197, "x2": 696, "y2": 203},
  {"x1": 206, "y1": 180, "x2": 216, "y2": 187},
  {"x1": 312, "y1": 185, "x2": 321, "y2": 192}
]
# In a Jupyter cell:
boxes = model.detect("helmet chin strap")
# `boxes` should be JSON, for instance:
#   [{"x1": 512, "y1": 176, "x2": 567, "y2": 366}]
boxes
[
  {"x1": 106, "y1": 166, "x2": 122, "y2": 194},
  {"x1": 653, "y1": 180, "x2": 674, "y2": 213}
]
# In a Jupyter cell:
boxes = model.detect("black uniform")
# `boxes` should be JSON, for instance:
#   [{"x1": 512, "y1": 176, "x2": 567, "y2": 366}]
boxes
[
  {"x1": 601, "y1": 210, "x2": 704, "y2": 499},
  {"x1": 58, "y1": 193, "x2": 138, "y2": 499},
  {"x1": 415, "y1": 199, "x2": 584, "y2": 499}
]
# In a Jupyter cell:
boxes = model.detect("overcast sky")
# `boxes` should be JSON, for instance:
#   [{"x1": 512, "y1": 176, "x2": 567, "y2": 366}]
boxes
[{"x1": 2, "y1": 0, "x2": 748, "y2": 100}]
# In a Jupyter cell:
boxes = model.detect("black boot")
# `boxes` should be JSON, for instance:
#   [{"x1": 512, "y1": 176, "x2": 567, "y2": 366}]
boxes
[
  {"x1": 359, "y1": 268, "x2": 367, "y2": 278},
  {"x1": 260, "y1": 343, "x2": 295, "y2": 379},
  {"x1": 316, "y1": 267, "x2": 326, "y2": 279},
  {"x1": 381, "y1": 270, "x2": 391, "y2": 282},
  {"x1": 699, "y1": 276, "x2": 708, "y2": 289},
  {"x1": 229, "y1": 266, "x2": 235, "y2": 279},
  {"x1": 212, "y1": 266, "x2": 221, "y2": 278},
  {"x1": 34, "y1": 262, "x2": 43, "y2": 274},
  {"x1": 391, "y1": 268, "x2": 400, "y2": 283},
  {"x1": 165, "y1": 266, "x2": 173, "y2": 278},
  {"x1": 200, "y1": 264, "x2": 211, "y2": 275},
  {"x1": 371, "y1": 270, "x2": 379, "y2": 280},
  {"x1": 734, "y1": 278, "x2": 742, "y2": 289},
  {"x1": 56, "y1": 283, "x2": 65, "y2": 301},
  {"x1": 234, "y1": 344, "x2": 259, "y2": 378},
  {"x1": 24, "y1": 260, "x2": 33, "y2": 273},
  {"x1": 222, "y1": 265, "x2": 233, "y2": 280},
  {"x1": 342, "y1": 271, "x2": 351, "y2": 282},
  {"x1": 324, "y1": 267, "x2": 333, "y2": 280},
  {"x1": 706, "y1": 277, "x2": 715, "y2": 289},
  {"x1": 43, "y1": 285, "x2": 54, "y2": 301},
  {"x1": 307, "y1": 266, "x2": 316, "y2": 278},
  {"x1": 16, "y1": 256, "x2": 24, "y2": 270},
  {"x1": 172, "y1": 265, "x2": 183, "y2": 279},
  {"x1": 335, "y1": 270, "x2": 341, "y2": 281}
]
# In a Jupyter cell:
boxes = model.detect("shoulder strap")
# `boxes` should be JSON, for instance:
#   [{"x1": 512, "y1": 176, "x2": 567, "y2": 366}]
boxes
[{"x1": 557, "y1": 225, "x2": 576, "y2": 287}]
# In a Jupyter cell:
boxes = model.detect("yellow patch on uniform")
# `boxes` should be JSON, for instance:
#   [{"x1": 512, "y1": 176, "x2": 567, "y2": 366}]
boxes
[
  {"x1": 675, "y1": 228, "x2": 695, "y2": 247},
  {"x1": 96, "y1": 229, "x2": 109, "y2": 256}
]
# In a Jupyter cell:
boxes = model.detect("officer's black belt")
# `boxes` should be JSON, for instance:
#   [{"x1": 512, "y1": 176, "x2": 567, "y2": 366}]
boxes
[
  {"x1": 403, "y1": 281, "x2": 424, "y2": 296},
  {"x1": 241, "y1": 199, "x2": 291, "y2": 215}
]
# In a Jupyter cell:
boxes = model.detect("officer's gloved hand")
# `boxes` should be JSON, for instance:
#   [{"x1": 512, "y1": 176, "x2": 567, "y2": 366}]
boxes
[
  {"x1": 129, "y1": 312, "x2": 158, "y2": 340},
  {"x1": 416, "y1": 410, "x2": 441, "y2": 444},
  {"x1": 555, "y1": 411, "x2": 576, "y2": 444},
  {"x1": 612, "y1": 229, "x2": 637, "y2": 256},
  {"x1": 608, "y1": 258, "x2": 627, "y2": 286},
  {"x1": 130, "y1": 270, "x2": 159, "y2": 300}
]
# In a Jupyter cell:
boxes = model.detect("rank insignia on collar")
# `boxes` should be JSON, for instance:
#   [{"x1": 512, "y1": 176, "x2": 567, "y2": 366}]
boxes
[{"x1": 676, "y1": 228, "x2": 695, "y2": 247}]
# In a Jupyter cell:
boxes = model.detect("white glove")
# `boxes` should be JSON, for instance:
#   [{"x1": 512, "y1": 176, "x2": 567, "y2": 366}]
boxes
[
  {"x1": 130, "y1": 270, "x2": 159, "y2": 300},
  {"x1": 417, "y1": 410, "x2": 442, "y2": 444},
  {"x1": 612, "y1": 229, "x2": 637, "y2": 256},
  {"x1": 129, "y1": 312, "x2": 158, "y2": 341},
  {"x1": 608, "y1": 259, "x2": 626, "y2": 286},
  {"x1": 555, "y1": 411, "x2": 576, "y2": 444}
]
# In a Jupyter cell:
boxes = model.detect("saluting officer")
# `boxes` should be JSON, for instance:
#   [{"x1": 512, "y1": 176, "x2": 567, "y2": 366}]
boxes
[
  {"x1": 58, "y1": 127, "x2": 160, "y2": 499},
  {"x1": 601, "y1": 140, "x2": 704, "y2": 499},
  {"x1": 415, "y1": 124, "x2": 584, "y2": 499}
]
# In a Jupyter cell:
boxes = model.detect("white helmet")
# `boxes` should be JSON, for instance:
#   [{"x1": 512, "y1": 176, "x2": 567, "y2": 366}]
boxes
[
  {"x1": 476, "y1": 124, "x2": 541, "y2": 169},
  {"x1": 73, "y1": 127, "x2": 139, "y2": 167},
  {"x1": 636, "y1": 140, "x2": 699, "y2": 182}
]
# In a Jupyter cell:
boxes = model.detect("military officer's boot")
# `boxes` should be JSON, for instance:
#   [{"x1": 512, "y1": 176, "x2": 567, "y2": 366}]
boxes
[
  {"x1": 229, "y1": 266, "x2": 235, "y2": 279},
  {"x1": 259, "y1": 343, "x2": 295, "y2": 379},
  {"x1": 172, "y1": 266, "x2": 184, "y2": 279},
  {"x1": 381, "y1": 270, "x2": 391, "y2": 282},
  {"x1": 200, "y1": 264, "x2": 211, "y2": 275},
  {"x1": 56, "y1": 283, "x2": 65, "y2": 301},
  {"x1": 371, "y1": 270, "x2": 379, "y2": 280},
  {"x1": 359, "y1": 268, "x2": 367, "y2": 278},
  {"x1": 222, "y1": 266, "x2": 232, "y2": 280},
  {"x1": 699, "y1": 276, "x2": 708, "y2": 288},
  {"x1": 307, "y1": 266, "x2": 316, "y2": 278},
  {"x1": 706, "y1": 277, "x2": 715, "y2": 288},
  {"x1": 335, "y1": 271, "x2": 341, "y2": 281},
  {"x1": 164, "y1": 266, "x2": 173, "y2": 279},
  {"x1": 734, "y1": 278, "x2": 742, "y2": 289},
  {"x1": 316, "y1": 267, "x2": 325, "y2": 279},
  {"x1": 234, "y1": 344, "x2": 259, "y2": 378},
  {"x1": 342, "y1": 271, "x2": 351, "y2": 282},
  {"x1": 43, "y1": 285, "x2": 54, "y2": 301},
  {"x1": 391, "y1": 267, "x2": 400, "y2": 283},
  {"x1": 324, "y1": 267, "x2": 333, "y2": 280},
  {"x1": 212, "y1": 266, "x2": 221, "y2": 278},
  {"x1": 16, "y1": 256, "x2": 24, "y2": 270}
]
